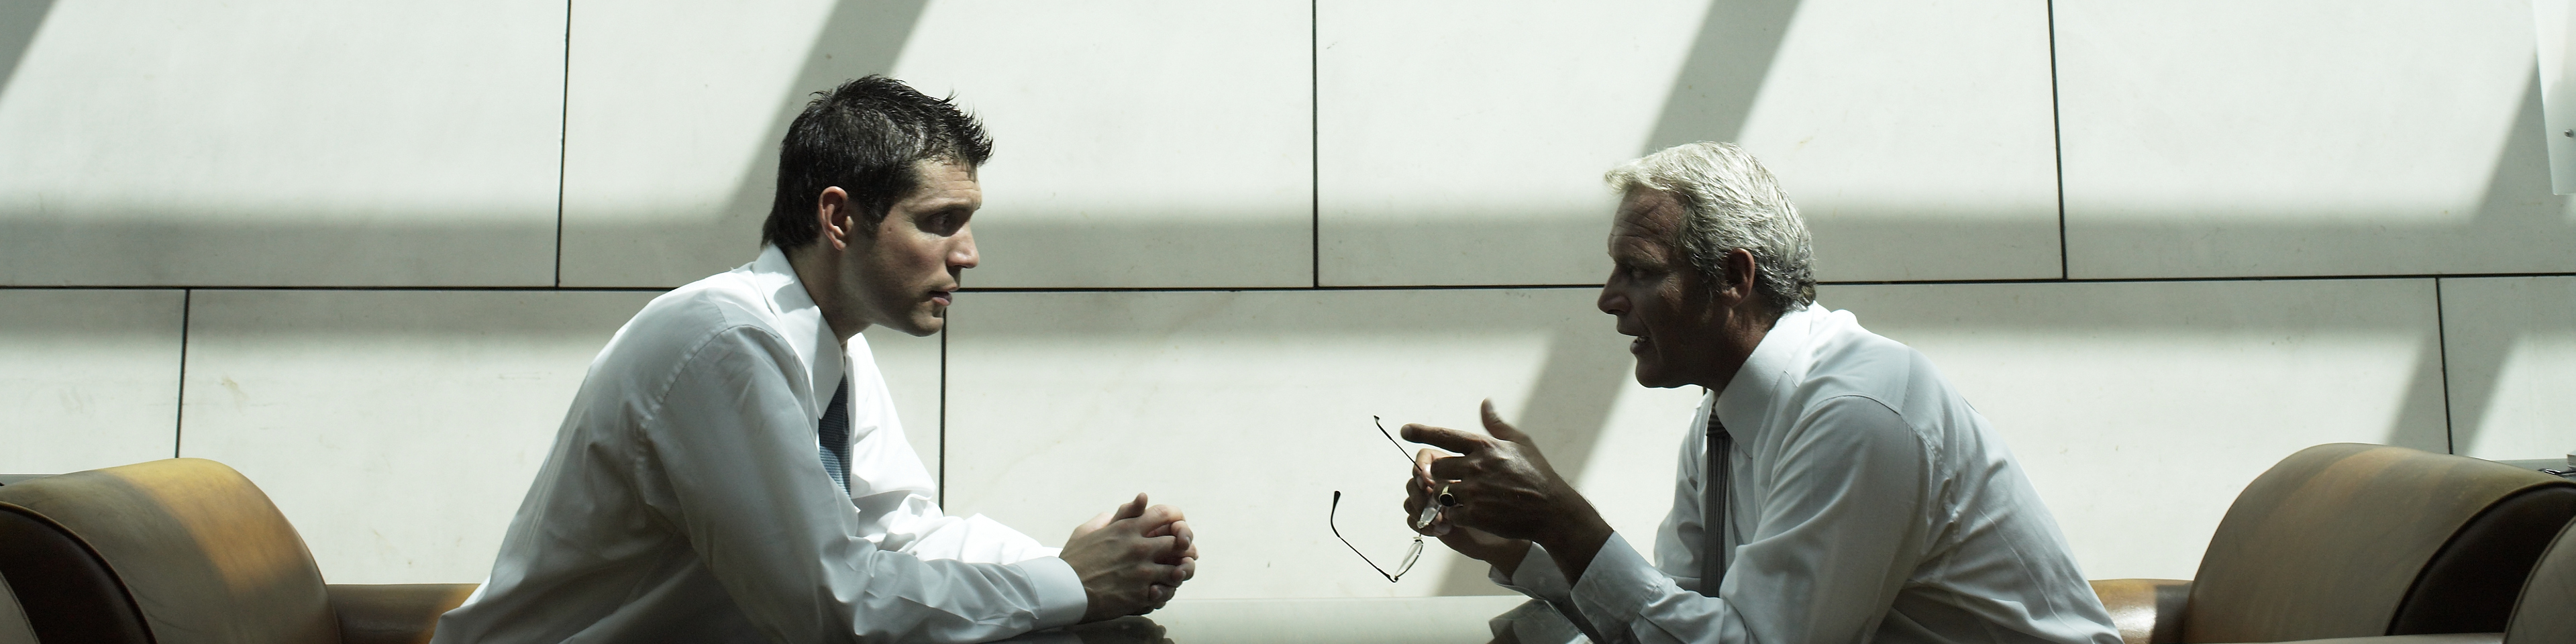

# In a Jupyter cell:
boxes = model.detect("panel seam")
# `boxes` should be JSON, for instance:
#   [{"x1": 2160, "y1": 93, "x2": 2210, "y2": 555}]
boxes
[
  {"x1": 2434, "y1": 278, "x2": 2455, "y2": 454},
  {"x1": 2047, "y1": 0, "x2": 2069, "y2": 280},
  {"x1": 172, "y1": 289, "x2": 192, "y2": 458},
  {"x1": 554, "y1": 0, "x2": 573, "y2": 288}
]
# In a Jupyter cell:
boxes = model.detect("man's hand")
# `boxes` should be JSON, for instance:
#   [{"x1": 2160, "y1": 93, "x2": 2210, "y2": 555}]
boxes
[
  {"x1": 1402, "y1": 400, "x2": 1614, "y2": 580},
  {"x1": 1063, "y1": 494, "x2": 1196, "y2": 623},
  {"x1": 1402, "y1": 453, "x2": 1531, "y2": 576}
]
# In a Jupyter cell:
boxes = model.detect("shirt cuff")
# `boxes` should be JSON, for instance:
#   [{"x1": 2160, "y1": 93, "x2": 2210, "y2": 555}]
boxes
[
  {"x1": 1017, "y1": 556, "x2": 1088, "y2": 630},
  {"x1": 1568, "y1": 531, "x2": 1664, "y2": 634},
  {"x1": 1496, "y1": 541, "x2": 1574, "y2": 604}
]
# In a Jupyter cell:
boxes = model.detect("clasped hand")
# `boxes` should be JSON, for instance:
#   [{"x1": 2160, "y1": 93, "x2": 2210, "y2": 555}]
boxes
[{"x1": 1062, "y1": 493, "x2": 1197, "y2": 623}]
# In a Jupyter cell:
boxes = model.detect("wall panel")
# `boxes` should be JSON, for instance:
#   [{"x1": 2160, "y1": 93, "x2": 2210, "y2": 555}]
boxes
[
  {"x1": 559, "y1": 0, "x2": 1314, "y2": 289},
  {"x1": 2439, "y1": 276, "x2": 2576, "y2": 462},
  {"x1": 0, "y1": 290, "x2": 184, "y2": 474},
  {"x1": 178, "y1": 290, "x2": 654, "y2": 583},
  {"x1": 2057, "y1": 0, "x2": 2576, "y2": 278},
  {"x1": 0, "y1": 0, "x2": 566, "y2": 286},
  {"x1": 1316, "y1": 0, "x2": 2061, "y2": 286}
]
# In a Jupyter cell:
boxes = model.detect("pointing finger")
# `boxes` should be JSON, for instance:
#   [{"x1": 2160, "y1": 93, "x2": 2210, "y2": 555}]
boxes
[{"x1": 1402, "y1": 423, "x2": 1490, "y2": 454}]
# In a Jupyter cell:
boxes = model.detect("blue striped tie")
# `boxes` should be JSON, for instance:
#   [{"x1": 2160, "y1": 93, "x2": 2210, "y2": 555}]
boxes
[{"x1": 818, "y1": 376, "x2": 852, "y2": 495}]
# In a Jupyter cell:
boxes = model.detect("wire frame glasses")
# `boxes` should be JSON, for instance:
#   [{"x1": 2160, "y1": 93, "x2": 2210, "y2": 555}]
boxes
[
  {"x1": 1329, "y1": 415, "x2": 1427, "y2": 582},
  {"x1": 1329, "y1": 490, "x2": 1424, "y2": 582}
]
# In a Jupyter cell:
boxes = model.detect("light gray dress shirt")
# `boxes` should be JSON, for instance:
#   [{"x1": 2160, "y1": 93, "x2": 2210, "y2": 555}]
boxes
[
  {"x1": 1494, "y1": 304, "x2": 2121, "y2": 644},
  {"x1": 432, "y1": 246, "x2": 1085, "y2": 644}
]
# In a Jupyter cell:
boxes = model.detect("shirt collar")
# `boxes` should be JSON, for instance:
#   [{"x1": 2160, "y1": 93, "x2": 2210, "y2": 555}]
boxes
[
  {"x1": 1710, "y1": 303, "x2": 1826, "y2": 440},
  {"x1": 752, "y1": 245, "x2": 847, "y2": 410}
]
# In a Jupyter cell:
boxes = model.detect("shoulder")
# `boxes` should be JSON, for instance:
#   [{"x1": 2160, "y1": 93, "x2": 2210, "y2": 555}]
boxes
[
  {"x1": 1794, "y1": 309, "x2": 1939, "y2": 414},
  {"x1": 588, "y1": 271, "x2": 796, "y2": 390}
]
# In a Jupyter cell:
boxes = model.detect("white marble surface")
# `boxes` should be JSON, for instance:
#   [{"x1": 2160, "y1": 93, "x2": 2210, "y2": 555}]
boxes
[
  {"x1": 2057, "y1": 0, "x2": 2576, "y2": 278},
  {"x1": 558, "y1": 0, "x2": 870, "y2": 288},
  {"x1": 1317, "y1": 0, "x2": 2061, "y2": 286},
  {"x1": 176, "y1": 290, "x2": 656, "y2": 583},
  {"x1": 0, "y1": 0, "x2": 565, "y2": 286},
  {"x1": 940, "y1": 288, "x2": 1702, "y2": 598},
  {"x1": 2439, "y1": 276, "x2": 2576, "y2": 462},
  {"x1": 1820, "y1": 278, "x2": 2449, "y2": 580},
  {"x1": 0, "y1": 290, "x2": 184, "y2": 474},
  {"x1": 559, "y1": 0, "x2": 1314, "y2": 289},
  {"x1": 896, "y1": 0, "x2": 1314, "y2": 289}
]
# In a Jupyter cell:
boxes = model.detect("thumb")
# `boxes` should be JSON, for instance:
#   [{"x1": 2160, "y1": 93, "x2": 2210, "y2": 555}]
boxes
[
  {"x1": 1115, "y1": 493, "x2": 1150, "y2": 521},
  {"x1": 1480, "y1": 399, "x2": 1533, "y2": 444}
]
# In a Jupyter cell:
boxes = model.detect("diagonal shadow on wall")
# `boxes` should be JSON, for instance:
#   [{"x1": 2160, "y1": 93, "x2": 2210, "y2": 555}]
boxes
[
  {"x1": 553, "y1": 0, "x2": 933, "y2": 288},
  {"x1": 2425, "y1": 71, "x2": 2570, "y2": 456},
  {"x1": 1433, "y1": 0, "x2": 1806, "y2": 597},
  {"x1": 0, "y1": 0, "x2": 53, "y2": 97}
]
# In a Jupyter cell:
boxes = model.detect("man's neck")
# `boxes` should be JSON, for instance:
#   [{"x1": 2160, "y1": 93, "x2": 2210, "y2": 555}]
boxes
[
  {"x1": 782, "y1": 244, "x2": 867, "y2": 345},
  {"x1": 1693, "y1": 307, "x2": 1781, "y2": 394}
]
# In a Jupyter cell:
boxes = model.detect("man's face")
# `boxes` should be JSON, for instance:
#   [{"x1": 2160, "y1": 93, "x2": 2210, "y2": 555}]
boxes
[
  {"x1": 843, "y1": 160, "x2": 980, "y2": 336},
  {"x1": 1598, "y1": 189, "x2": 1724, "y2": 388}
]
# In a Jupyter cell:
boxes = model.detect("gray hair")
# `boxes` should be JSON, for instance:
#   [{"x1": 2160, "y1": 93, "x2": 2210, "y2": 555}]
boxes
[{"x1": 1603, "y1": 142, "x2": 1816, "y2": 316}]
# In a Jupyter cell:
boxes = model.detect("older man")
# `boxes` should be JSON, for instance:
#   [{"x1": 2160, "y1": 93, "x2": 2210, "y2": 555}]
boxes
[{"x1": 1402, "y1": 142, "x2": 2120, "y2": 644}]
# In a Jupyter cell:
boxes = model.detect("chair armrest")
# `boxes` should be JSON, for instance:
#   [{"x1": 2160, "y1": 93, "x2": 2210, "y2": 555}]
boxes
[
  {"x1": 327, "y1": 583, "x2": 477, "y2": 644},
  {"x1": 2091, "y1": 578, "x2": 2192, "y2": 644}
]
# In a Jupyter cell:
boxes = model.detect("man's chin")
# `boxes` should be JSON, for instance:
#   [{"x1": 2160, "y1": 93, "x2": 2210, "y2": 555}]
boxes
[{"x1": 1631, "y1": 362, "x2": 1685, "y2": 389}]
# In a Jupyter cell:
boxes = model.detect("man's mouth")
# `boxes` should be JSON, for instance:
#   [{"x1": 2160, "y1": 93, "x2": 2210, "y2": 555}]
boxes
[
  {"x1": 1629, "y1": 336, "x2": 1649, "y2": 354},
  {"x1": 929, "y1": 290, "x2": 952, "y2": 307}
]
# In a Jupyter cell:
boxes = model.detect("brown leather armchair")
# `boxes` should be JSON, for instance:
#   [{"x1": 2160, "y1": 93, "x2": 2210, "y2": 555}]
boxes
[
  {"x1": 2502, "y1": 515, "x2": 2576, "y2": 643},
  {"x1": 0, "y1": 458, "x2": 478, "y2": 644},
  {"x1": 2089, "y1": 443, "x2": 2576, "y2": 644}
]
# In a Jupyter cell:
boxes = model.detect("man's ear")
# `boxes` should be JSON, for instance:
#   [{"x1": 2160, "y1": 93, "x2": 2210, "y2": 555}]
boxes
[
  {"x1": 815, "y1": 186, "x2": 853, "y2": 252},
  {"x1": 1716, "y1": 249, "x2": 1761, "y2": 305}
]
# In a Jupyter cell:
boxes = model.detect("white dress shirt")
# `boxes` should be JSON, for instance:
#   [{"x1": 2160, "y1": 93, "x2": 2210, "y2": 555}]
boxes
[
  {"x1": 1493, "y1": 304, "x2": 2120, "y2": 644},
  {"x1": 433, "y1": 246, "x2": 1086, "y2": 644}
]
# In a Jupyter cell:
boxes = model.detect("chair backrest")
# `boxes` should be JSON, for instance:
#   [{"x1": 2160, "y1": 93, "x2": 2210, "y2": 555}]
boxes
[
  {"x1": 2185, "y1": 443, "x2": 2576, "y2": 643},
  {"x1": 2506, "y1": 519, "x2": 2576, "y2": 643},
  {"x1": 0, "y1": 560, "x2": 42, "y2": 644},
  {"x1": 0, "y1": 502, "x2": 155, "y2": 643},
  {"x1": 0, "y1": 459, "x2": 340, "y2": 644}
]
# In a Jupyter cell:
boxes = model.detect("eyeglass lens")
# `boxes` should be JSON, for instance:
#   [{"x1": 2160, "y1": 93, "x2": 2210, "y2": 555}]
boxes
[{"x1": 1329, "y1": 490, "x2": 1423, "y2": 582}]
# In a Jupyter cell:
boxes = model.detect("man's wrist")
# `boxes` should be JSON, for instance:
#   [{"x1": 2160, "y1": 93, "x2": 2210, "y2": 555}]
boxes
[
  {"x1": 1533, "y1": 517, "x2": 1614, "y2": 582},
  {"x1": 1488, "y1": 538, "x2": 1533, "y2": 577}
]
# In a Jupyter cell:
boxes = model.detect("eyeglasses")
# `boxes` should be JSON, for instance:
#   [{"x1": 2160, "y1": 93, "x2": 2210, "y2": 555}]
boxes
[{"x1": 1330, "y1": 415, "x2": 1428, "y2": 582}]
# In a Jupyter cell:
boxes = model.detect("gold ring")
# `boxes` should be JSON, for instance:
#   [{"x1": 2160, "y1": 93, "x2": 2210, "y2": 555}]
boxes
[{"x1": 1437, "y1": 484, "x2": 1458, "y2": 507}]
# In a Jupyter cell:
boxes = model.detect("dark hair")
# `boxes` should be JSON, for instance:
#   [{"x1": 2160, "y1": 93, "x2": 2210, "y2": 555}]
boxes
[{"x1": 761, "y1": 76, "x2": 993, "y2": 250}]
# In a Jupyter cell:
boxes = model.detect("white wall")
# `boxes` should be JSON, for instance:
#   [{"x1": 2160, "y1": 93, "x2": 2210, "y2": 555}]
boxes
[{"x1": 3, "y1": 0, "x2": 2572, "y2": 595}]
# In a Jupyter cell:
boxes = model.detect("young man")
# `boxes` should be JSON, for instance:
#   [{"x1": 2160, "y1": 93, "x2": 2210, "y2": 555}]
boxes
[{"x1": 433, "y1": 76, "x2": 1196, "y2": 644}]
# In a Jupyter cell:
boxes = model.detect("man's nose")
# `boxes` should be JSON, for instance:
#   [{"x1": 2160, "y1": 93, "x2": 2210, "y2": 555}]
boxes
[
  {"x1": 951, "y1": 226, "x2": 979, "y2": 270},
  {"x1": 1598, "y1": 284, "x2": 1625, "y2": 315}
]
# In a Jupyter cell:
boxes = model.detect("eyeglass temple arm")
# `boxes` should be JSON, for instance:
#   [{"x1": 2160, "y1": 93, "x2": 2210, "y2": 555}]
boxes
[
  {"x1": 1373, "y1": 416, "x2": 1416, "y2": 463},
  {"x1": 1329, "y1": 491, "x2": 1403, "y2": 583}
]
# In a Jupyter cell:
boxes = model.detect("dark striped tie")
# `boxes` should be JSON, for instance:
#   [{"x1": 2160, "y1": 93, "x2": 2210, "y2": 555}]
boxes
[
  {"x1": 1702, "y1": 412, "x2": 1732, "y2": 597},
  {"x1": 818, "y1": 376, "x2": 852, "y2": 495}
]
